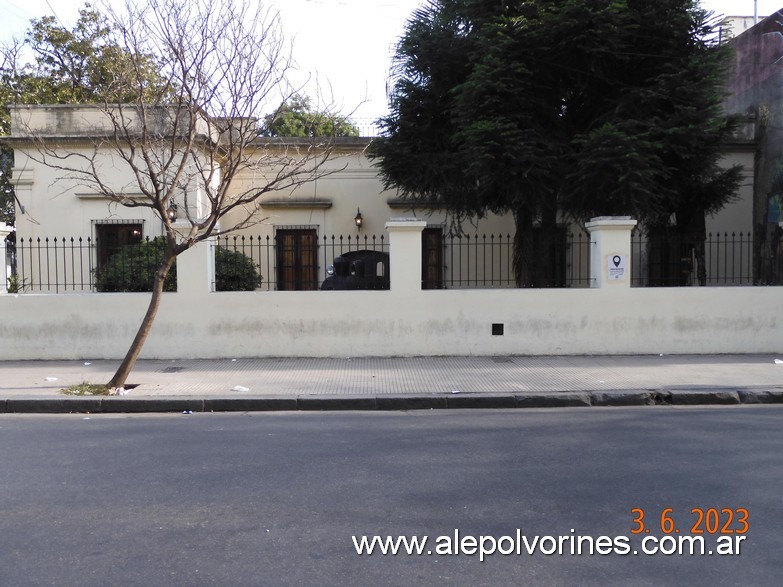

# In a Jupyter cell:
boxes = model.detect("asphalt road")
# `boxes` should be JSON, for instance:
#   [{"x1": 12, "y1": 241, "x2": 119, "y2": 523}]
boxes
[{"x1": 1, "y1": 407, "x2": 781, "y2": 586}]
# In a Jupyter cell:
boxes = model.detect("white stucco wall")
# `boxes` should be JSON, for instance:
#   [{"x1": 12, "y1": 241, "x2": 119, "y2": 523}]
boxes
[
  {"x1": 1, "y1": 226, "x2": 781, "y2": 360},
  {"x1": 9, "y1": 106, "x2": 515, "y2": 253},
  {"x1": 1, "y1": 282, "x2": 780, "y2": 360},
  {"x1": 222, "y1": 148, "x2": 515, "y2": 240},
  {"x1": 12, "y1": 145, "x2": 194, "y2": 240}
]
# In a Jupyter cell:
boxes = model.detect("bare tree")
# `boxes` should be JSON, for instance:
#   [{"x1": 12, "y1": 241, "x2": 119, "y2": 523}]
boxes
[{"x1": 11, "y1": 0, "x2": 350, "y2": 388}]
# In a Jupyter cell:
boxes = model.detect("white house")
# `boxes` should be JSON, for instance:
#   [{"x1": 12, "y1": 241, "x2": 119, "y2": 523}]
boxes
[
  {"x1": 5, "y1": 104, "x2": 522, "y2": 292},
  {"x1": 2, "y1": 104, "x2": 757, "y2": 293},
  {"x1": 0, "y1": 105, "x2": 779, "y2": 361}
]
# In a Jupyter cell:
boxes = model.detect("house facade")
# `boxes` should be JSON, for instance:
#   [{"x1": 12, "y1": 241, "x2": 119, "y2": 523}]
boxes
[
  {"x1": 3, "y1": 103, "x2": 757, "y2": 292},
  {"x1": 1, "y1": 106, "x2": 780, "y2": 361},
  {"x1": 5, "y1": 104, "x2": 519, "y2": 292}
]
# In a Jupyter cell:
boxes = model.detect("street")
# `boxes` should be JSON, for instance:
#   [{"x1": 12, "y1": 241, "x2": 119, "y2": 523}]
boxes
[{"x1": 1, "y1": 407, "x2": 781, "y2": 586}]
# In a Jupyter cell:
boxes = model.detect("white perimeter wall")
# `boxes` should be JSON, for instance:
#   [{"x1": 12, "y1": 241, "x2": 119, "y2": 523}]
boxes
[
  {"x1": 1, "y1": 219, "x2": 781, "y2": 360},
  {"x1": 0, "y1": 286, "x2": 781, "y2": 360}
]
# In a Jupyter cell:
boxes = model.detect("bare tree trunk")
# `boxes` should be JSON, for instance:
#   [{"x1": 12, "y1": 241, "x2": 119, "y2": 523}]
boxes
[
  {"x1": 107, "y1": 253, "x2": 177, "y2": 388},
  {"x1": 694, "y1": 238, "x2": 707, "y2": 286},
  {"x1": 693, "y1": 213, "x2": 708, "y2": 287},
  {"x1": 538, "y1": 201, "x2": 558, "y2": 287},
  {"x1": 676, "y1": 208, "x2": 706, "y2": 286},
  {"x1": 10, "y1": 1, "x2": 344, "y2": 388}
]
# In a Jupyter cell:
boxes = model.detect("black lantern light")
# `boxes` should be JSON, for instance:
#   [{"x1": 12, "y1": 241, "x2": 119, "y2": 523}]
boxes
[
  {"x1": 354, "y1": 208, "x2": 363, "y2": 230},
  {"x1": 166, "y1": 201, "x2": 178, "y2": 222}
]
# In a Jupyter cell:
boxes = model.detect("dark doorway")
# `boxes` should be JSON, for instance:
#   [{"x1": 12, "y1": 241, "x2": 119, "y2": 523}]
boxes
[
  {"x1": 422, "y1": 227, "x2": 443, "y2": 289},
  {"x1": 276, "y1": 228, "x2": 318, "y2": 290}
]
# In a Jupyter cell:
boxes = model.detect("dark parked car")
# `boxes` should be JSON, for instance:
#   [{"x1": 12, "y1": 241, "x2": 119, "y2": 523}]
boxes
[{"x1": 320, "y1": 250, "x2": 390, "y2": 290}]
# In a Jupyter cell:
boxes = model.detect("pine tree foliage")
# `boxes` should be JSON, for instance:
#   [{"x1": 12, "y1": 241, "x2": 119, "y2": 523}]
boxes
[{"x1": 370, "y1": 0, "x2": 742, "y2": 286}]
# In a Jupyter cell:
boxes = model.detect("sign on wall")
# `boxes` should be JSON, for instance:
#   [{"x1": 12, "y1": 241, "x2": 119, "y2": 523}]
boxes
[{"x1": 608, "y1": 254, "x2": 627, "y2": 280}]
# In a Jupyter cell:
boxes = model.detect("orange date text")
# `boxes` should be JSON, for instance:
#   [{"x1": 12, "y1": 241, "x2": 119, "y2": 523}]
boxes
[{"x1": 630, "y1": 507, "x2": 749, "y2": 535}]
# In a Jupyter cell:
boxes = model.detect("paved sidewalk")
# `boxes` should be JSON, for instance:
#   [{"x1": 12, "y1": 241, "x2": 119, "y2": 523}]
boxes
[{"x1": 2, "y1": 354, "x2": 783, "y2": 412}]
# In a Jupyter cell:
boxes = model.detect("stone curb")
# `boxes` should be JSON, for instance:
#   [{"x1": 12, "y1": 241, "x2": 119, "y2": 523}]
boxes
[
  {"x1": 736, "y1": 389, "x2": 783, "y2": 404},
  {"x1": 2, "y1": 389, "x2": 783, "y2": 413},
  {"x1": 515, "y1": 392, "x2": 592, "y2": 408},
  {"x1": 668, "y1": 390, "x2": 741, "y2": 406},
  {"x1": 204, "y1": 397, "x2": 297, "y2": 412}
]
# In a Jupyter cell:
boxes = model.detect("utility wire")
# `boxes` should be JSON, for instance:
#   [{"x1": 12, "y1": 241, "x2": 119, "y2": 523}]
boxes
[{"x1": 44, "y1": 0, "x2": 64, "y2": 27}]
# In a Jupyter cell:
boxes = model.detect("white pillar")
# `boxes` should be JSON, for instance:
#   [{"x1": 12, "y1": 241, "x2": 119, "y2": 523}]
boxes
[
  {"x1": 0, "y1": 223, "x2": 13, "y2": 294},
  {"x1": 385, "y1": 219, "x2": 427, "y2": 292},
  {"x1": 176, "y1": 237, "x2": 215, "y2": 294},
  {"x1": 585, "y1": 216, "x2": 637, "y2": 289}
]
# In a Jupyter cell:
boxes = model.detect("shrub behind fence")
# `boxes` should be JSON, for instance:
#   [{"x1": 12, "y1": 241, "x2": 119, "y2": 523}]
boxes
[{"x1": 213, "y1": 233, "x2": 388, "y2": 291}]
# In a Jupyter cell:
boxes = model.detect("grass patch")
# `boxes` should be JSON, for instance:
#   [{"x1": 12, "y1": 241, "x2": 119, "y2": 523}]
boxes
[{"x1": 62, "y1": 382, "x2": 112, "y2": 396}]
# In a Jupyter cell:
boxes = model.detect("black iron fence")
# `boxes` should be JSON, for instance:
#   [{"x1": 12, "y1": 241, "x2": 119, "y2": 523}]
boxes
[
  {"x1": 5, "y1": 235, "x2": 178, "y2": 293},
  {"x1": 213, "y1": 233, "x2": 389, "y2": 291},
  {"x1": 631, "y1": 230, "x2": 753, "y2": 286},
  {"x1": 436, "y1": 230, "x2": 592, "y2": 288},
  {"x1": 7, "y1": 236, "x2": 96, "y2": 293},
  {"x1": 4, "y1": 233, "x2": 392, "y2": 293},
  {"x1": 2, "y1": 229, "x2": 762, "y2": 293},
  {"x1": 438, "y1": 233, "x2": 515, "y2": 288}
]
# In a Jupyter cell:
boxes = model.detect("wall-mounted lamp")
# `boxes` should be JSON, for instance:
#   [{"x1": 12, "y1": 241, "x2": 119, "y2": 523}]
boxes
[
  {"x1": 166, "y1": 201, "x2": 178, "y2": 222},
  {"x1": 354, "y1": 208, "x2": 363, "y2": 230}
]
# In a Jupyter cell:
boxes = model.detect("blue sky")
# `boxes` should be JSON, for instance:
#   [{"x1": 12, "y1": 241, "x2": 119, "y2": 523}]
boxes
[{"x1": 0, "y1": 0, "x2": 778, "y2": 121}]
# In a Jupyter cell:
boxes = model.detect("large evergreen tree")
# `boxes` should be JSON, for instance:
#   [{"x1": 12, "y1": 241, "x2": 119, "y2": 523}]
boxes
[{"x1": 370, "y1": 0, "x2": 741, "y2": 286}]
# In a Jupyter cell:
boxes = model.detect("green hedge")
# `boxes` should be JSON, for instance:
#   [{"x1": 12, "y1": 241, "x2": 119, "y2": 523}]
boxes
[
  {"x1": 95, "y1": 238, "x2": 260, "y2": 292},
  {"x1": 214, "y1": 246, "x2": 261, "y2": 291}
]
